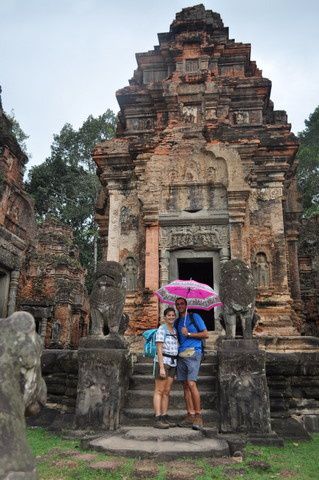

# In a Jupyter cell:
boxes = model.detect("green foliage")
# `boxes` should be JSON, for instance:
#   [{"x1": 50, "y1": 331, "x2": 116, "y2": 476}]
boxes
[
  {"x1": 50, "y1": 110, "x2": 116, "y2": 171},
  {"x1": 297, "y1": 106, "x2": 319, "y2": 217},
  {"x1": 26, "y1": 110, "x2": 116, "y2": 290},
  {"x1": 7, "y1": 109, "x2": 30, "y2": 156}
]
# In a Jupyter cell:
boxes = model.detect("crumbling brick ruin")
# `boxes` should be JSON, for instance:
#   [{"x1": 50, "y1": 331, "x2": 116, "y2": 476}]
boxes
[
  {"x1": 93, "y1": 5, "x2": 303, "y2": 336},
  {"x1": 0, "y1": 87, "x2": 36, "y2": 318},
  {"x1": 298, "y1": 215, "x2": 319, "y2": 335},
  {"x1": 18, "y1": 218, "x2": 89, "y2": 348}
]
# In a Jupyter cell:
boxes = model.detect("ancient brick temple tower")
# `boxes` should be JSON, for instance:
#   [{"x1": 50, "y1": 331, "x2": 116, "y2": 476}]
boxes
[{"x1": 93, "y1": 5, "x2": 302, "y2": 335}]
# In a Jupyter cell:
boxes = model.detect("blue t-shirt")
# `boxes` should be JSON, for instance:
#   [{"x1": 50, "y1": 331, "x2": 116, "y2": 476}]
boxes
[{"x1": 175, "y1": 313, "x2": 206, "y2": 353}]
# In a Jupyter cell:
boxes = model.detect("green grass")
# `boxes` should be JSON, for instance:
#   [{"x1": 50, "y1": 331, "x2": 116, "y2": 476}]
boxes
[{"x1": 27, "y1": 427, "x2": 319, "y2": 480}]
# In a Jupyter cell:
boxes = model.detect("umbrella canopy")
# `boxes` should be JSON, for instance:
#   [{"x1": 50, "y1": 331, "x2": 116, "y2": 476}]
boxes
[{"x1": 154, "y1": 279, "x2": 223, "y2": 311}]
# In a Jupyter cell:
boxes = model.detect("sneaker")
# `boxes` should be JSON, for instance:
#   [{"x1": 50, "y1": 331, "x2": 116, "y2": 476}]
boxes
[
  {"x1": 162, "y1": 415, "x2": 177, "y2": 427},
  {"x1": 177, "y1": 413, "x2": 195, "y2": 428},
  {"x1": 154, "y1": 416, "x2": 169, "y2": 429},
  {"x1": 192, "y1": 414, "x2": 204, "y2": 430}
]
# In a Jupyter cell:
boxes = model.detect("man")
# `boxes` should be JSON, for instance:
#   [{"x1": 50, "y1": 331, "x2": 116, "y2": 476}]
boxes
[{"x1": 175, "y1": 297, "x2": 209, "y2": 430}]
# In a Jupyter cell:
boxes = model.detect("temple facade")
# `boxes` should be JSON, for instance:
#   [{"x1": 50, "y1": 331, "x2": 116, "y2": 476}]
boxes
[{"x1": 93, "y1": 5, "x2": 302, "y2": 335}]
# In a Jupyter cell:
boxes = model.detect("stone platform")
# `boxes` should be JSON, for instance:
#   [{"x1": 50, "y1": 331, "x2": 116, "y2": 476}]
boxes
[{"x1": 86, "y1": 426, "x2": 229, "y2": 460}]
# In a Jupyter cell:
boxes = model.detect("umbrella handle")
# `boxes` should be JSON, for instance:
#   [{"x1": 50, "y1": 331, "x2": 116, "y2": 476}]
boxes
[{"x1": 184, "y1": 307, "x2": 188, "y2": 328}]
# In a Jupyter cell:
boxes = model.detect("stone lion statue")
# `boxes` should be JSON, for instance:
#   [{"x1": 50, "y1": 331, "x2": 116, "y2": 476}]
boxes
[
  {"x1": 0, "y1": 311, "x2": 47, "y2": 480},
  {"x1": 90, "y1": 261, "x2": 127, "y2": 338},
  {"x1": 219, "y1": 259, "x2": 257, "y2": 339}
]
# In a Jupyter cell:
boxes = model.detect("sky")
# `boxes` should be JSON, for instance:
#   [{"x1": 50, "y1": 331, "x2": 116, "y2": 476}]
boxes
[{"x1": 1, "y1": 0, "x2": 318, "y2": 170}]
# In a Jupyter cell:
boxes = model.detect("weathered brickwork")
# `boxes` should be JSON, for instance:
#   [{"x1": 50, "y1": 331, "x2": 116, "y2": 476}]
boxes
[
  {"x1": 0, "y1": 88, "x2": 36, "y2": 317},
  {"x1": 93, "y1": 5, "x2": 302, "y2": 335},
  {"x1": 298, "y1": 215, "x2": 319, "y2": 335},
  {"x1": 17, "y1": 218, "x2": 89, "y2": 348}
]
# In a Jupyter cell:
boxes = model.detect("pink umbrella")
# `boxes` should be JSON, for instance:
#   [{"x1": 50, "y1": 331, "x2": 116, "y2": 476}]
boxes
[{"x1": 154, "y1": 279, "x2": 223, "y2": 311}]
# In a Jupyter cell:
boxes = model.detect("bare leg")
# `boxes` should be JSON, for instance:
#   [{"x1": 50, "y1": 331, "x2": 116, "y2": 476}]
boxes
[
  {"x1": 161, "y1": 377, "x2": 174, "y2": 415},
  {"x1": 186, "y1": 380, "x2": 201, "y2": 414},
  {"x1": 183, "y1": 381, "x2": 195, "y2": 415},
  {"x1": 153, "y1": 379, "x2": 166, "y2": 416}
]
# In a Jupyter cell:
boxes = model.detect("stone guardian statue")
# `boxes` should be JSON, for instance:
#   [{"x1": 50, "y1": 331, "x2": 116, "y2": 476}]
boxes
[
  {"x1": 89, "y1": 260, "x2": 128, "y2": 348},
  {"x1": 0, "y1": 311, "x2": 47, "y2": 480},
  {"x1": 219, "y1": 259, "x2": 256, "y2": 339}
]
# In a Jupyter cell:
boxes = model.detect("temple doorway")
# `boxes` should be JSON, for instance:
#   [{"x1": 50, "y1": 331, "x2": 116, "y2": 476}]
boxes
[{"x1": 177, "y1": 258, "x2": 215, "y2": 331}]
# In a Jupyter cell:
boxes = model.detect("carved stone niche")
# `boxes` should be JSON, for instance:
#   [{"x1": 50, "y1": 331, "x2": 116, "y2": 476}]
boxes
[{"x1": 253, "y1": 252, "x2": 271, "y2": 288}]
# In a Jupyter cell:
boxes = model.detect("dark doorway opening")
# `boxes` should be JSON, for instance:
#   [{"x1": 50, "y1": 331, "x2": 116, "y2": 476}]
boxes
[{"x1": 177, "y1": 258, "x2": 214, "y2": 331}]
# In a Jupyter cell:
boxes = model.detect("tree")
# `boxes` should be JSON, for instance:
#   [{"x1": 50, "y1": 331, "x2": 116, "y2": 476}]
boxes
[
  {"x1": 50, "y1": 110, "x2": 116, "y2": 171},
  {"x1": 7, "y1": 110, "x2": 30, "y2": 156},
  {"x1": 297, "y1": 106, "x2": 319, "y2": 217},
  {"x1": 26, "y1": 109, "x2": 116, "y2": 289}
]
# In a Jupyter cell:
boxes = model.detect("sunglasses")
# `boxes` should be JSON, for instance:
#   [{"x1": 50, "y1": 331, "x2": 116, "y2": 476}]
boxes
[{"x1": 176, "y1": 302, "x2": 186, "y2": 306}]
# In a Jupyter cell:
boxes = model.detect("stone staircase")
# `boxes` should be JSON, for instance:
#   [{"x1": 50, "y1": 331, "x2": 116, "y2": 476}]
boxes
[
  {"x1": 86, "y1": 350, "x2": 230, "y2": 459},
  {"x1": 121, "y1": 353, "x2": 219, "y2": 426}
]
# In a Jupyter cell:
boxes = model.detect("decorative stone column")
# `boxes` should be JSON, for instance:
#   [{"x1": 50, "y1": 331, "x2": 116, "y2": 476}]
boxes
[
  {"x1": 220, "y1": 246, "x2": 230, "y2": 264},
  {"x1": 286, "y1": 221, "x2": 302, "y2": 301},
  {"x1": 39, "y1": 310, "x2": 49, "y2": 342},
  {"x1": 7, "y1": 269, "x2": 20, "y2": 316},
  {"x1": 145, "y1": 224, "x2": 159, "y2": 291},
  {"x1": 228, "y1": 191, "x2": 249, "y2": 260},
  {"x1": 107, "y1": 183, "x2": 123, "y2": 262}
]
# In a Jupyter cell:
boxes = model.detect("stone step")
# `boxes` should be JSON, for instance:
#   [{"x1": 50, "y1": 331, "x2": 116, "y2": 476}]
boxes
[
  {"x1": 87, "y1": 426, "x2": 229, "y2": 460},
  {"x1": 126, "y1": 389, "x2": 217, "y2": 409},
  {"x1": 130, "y1": 375, "x2": 217, "y2": 391},
  {"x1": 121, "y1": 408, "x2": 218, "y2": 426},
  {"x1": 133, "y1": 361, "x2": 216, "y2": 376}
]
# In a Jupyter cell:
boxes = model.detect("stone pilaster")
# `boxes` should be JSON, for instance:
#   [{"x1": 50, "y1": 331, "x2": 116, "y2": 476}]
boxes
[
  {"x1": 107, "y1": 183, "x2": 123, "y2": 262},
  {"x1": 7, "y1": 269, "x2": 20, "y2": 316}
]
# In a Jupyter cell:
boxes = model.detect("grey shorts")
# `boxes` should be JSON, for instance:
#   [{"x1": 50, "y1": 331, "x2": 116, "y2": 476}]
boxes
[{"x1": 176, "y1": 351, "x2": 202, "y2": 382}]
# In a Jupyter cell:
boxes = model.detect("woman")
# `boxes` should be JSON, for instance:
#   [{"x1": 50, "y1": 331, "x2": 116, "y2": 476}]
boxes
[{"x1": 153, "y1": 307, "x2": 179, "y2": 429}]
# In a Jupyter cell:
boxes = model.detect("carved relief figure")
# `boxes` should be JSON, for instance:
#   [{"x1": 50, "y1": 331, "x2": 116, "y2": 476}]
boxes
[
  {"x1": 229, "y1": 374, "x2": 259, "y2": 431},
  {"x1": 124, "y1": 256, "x2": 138, "y2": 291},
  {"x1": 254, "y1": 253, "x2": 270, "y2": 288},
  {"x1": 90, "y1": 261, "x2": 127, "y2": 337},
  {"x1": 182, "y1": 106, "x2": 198, "y2": 124},
  {"x1": 235, "y1": 111, "x2": 250, "y2": 125},
  {"x1": 0, "y1": 312, "x2": 47, "y2": 479},
  {"x1": 51, "y1": 321, "x2": 61, "y2": 343},
  {"x1": 207, "y1": 165, "x2": 217, "y2": 182},
  {"x1": 185, "y1": 159, "x2": 199, "y2": 181}
]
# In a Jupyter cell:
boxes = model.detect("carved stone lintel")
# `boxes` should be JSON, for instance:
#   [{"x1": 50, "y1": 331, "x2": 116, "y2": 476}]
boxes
[{"x1": 160, "y1": 224, "x2": 229, "y2": 251}]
